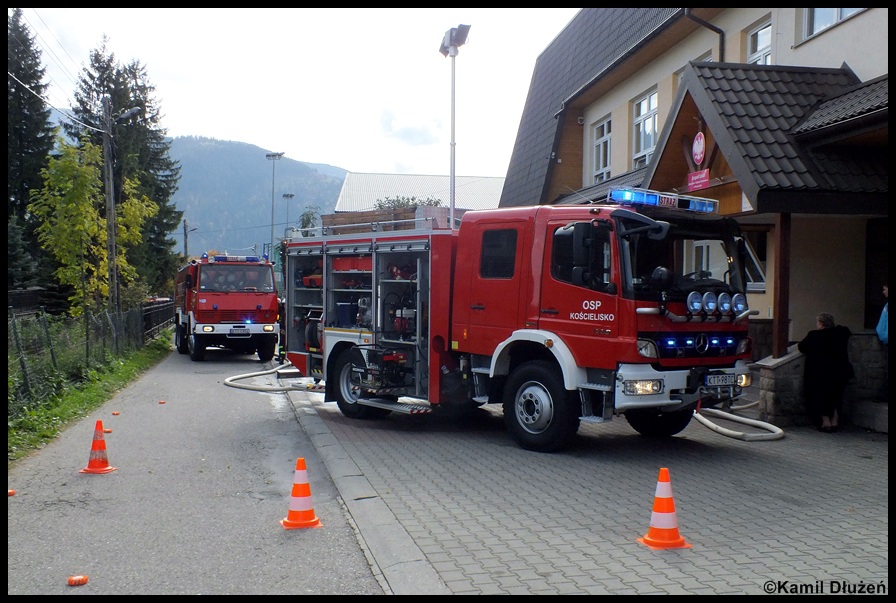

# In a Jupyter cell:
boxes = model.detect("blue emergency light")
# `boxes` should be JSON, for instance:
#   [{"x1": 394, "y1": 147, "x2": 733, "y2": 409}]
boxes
[
  {"x1": 207, "y1": 254, "x2": 261, "y2": 263},
  {"x1": 608, "y1": 187, "x2": 718, "y2": 214}
]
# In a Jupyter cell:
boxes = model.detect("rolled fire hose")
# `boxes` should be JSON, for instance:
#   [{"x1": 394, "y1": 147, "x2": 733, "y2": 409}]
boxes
[{"x1": 693, "y1": 406, "x2": 784, "y2": 441}]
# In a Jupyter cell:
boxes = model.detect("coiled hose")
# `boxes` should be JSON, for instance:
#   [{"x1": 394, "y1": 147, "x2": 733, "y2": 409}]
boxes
[{"x1": 693, "y1": 398, "x2": 784, "y2": 441}]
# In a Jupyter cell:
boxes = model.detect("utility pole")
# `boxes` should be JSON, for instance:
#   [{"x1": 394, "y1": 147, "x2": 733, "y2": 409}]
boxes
[
  {"x1": 183, "y1": 219, "x2": 198, "y2": 258},
  {"x1": 102, "y1": 97, "x2": 118, "y2": 314},
  {"x1": 102, "y1": 96, "x2": 140, "y2": 314}
]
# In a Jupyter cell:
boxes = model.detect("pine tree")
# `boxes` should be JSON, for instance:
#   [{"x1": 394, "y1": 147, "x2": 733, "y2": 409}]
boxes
[
  {"x1": 119, "y1": 60, "x2": 183, "y2": 297},
  {"x1": 7, "y1": 8, "x2": 56, "y2": 288}
]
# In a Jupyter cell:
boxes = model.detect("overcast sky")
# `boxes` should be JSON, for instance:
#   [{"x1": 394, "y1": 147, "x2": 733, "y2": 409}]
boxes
[{"x1": 19, "y1": 8, "x2": 581, "y2": 177}]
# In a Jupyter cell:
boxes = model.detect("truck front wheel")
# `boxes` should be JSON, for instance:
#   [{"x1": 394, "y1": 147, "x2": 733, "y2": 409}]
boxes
[
  {"x1": 188, "y1": 333, "x2": 206, "y2": 361},
  {"x1": 332, "y1": 349, "x2": 390, "y2": 419},
  {"x1": 625, "y1": 407, "x2": 693, "y2": 437},
  {"x1": 503, "y1": 361, "x2": 580, "y2": 452},
  {"x1": 257, "y1": 337, "x2": 276, "y2": 362}
]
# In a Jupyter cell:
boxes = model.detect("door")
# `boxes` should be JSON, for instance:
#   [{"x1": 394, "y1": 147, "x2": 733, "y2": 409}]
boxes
[{"x1": 461, "y1": 223, "x2": 524, "y2": 355}]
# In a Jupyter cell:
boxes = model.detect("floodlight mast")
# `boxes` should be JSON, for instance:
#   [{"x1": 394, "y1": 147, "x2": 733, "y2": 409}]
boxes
[
  {"x1": 440, "y1": 24, "x2": 470, "y2": 230},
  {"x1": 266, "y1": 152, "x2": 284, "y2": 258}
]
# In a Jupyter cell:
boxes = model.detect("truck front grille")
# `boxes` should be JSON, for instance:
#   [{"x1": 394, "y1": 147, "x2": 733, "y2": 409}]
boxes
[{"x1": 196, "y1": 309, "x2": 274, "y2": 323}]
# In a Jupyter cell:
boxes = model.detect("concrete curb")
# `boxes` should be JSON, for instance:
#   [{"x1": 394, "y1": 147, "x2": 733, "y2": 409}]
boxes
[{"x1": 288, "y1": 392, "x2": 452, "y2": 595}]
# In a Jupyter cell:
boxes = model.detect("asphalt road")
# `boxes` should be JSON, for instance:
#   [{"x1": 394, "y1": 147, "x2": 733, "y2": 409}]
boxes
[{"x1": 7, "y1": 348, "x2": 385, "y2": 595}]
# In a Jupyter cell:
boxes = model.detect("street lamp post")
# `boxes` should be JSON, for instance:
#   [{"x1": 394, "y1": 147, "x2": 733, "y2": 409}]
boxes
[
  {"x1": 440, "y1": 24, "x2": 470, "y2": 230},
  {"x1": 266, "y1": 152, "x2": 284, "y2": 259},
  {"x1": 283, "y1": 193, "x2": 295, "y2": 232}
]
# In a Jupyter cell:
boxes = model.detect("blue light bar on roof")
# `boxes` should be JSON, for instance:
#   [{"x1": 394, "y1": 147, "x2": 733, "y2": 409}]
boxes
[
  {"x1": 608, "y1": 187, "x2": 718, "y2": 214},
  {"x1": 209, "y1": 255, "x2": 261, "y2": 263}
]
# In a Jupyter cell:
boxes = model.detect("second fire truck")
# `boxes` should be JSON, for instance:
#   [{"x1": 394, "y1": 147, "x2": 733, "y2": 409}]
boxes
[{"x1": 174, "y1": 252, "x2": 280, "y2": 362}]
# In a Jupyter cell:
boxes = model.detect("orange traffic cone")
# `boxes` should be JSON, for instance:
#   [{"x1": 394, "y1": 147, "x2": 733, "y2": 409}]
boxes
[
  {"x1": 637, "y1": 467, "x2": 691, "y2": 549},
  {"x1": 80, "y1": 420, "x2": 117, "y2": 474},
  {"x1": 280, "y1": 458, "x2": 322, "y2": 529}
]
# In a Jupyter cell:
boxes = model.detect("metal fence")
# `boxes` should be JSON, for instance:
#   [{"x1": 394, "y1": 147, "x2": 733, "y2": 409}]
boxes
[{"x1": 7, "y1": 300, "x2": 174, "y2": 421}]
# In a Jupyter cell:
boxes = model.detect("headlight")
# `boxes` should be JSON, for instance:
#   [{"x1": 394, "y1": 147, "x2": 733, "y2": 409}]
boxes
[
  {"x1": 686, "y1": 291, "x2": 703, "y2": 313},
  {"x1": 623, "y1": 379, "x2": 664, "y2": 396},
  {"x1": 717, "y1": 292, "x2": 732, "y2": 313},
  {"x1": 702, "y1": 291, "x2": 717, "y2": 313},
  {"x1": 732, "y1": 293, "x2": 748, "y2": 313}
]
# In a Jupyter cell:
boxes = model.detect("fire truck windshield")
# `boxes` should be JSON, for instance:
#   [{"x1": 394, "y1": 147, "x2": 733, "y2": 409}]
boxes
[
  {"x1": 201, "y1": 266, "x2": 274, "y2": 292},
  {"x1": 619, "y1": 213, "x2": 748, "y2": 303}
]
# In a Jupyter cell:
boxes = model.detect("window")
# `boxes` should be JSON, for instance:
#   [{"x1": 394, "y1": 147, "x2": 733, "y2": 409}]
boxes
[
  {"x1": 805, "y1": 8, "x2": 863, "y2": 37},
  {"x1": 479, "y1": 229, "x2": 517, "y2": 279},
  {"x1": 747, "y1": 22, "x2": 772, "y2": 65},
  {"x1": 632, "y1": 91, "x2": 658, "y2": 169},
  {"x1": 677, "y1": 52, "x2": 712, "y2": 88},
  {"x1": 742, "y1": 231, "x2": 768, "y2": 293},
  {"x1": 592, "y1": 118, "x2": 611, "y2": 184},
  {"x1": 552, "y1": 225, "x2": 612, "y2": 292}
]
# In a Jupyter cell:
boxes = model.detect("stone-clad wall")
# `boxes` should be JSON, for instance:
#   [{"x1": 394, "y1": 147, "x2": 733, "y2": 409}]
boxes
[{"x1": 753, "y1": 331, "x2": 888, "y2": 432}]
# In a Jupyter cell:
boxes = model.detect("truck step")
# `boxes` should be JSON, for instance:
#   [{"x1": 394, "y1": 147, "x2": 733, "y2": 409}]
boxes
[
  {"x1": 359, "y1": 398, "x2": 433, "y2": 415},
  {"x1": 579, "y1": 382, "x2": 613, "y2": 391},
  {"x1": 579, "y1": 414, "x2": 612, "y2": 424}
]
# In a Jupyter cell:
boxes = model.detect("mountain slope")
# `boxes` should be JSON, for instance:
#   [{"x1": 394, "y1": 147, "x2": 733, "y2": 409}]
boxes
[{"x1": 170, "y1": 136, "x2": 345, "y2": 256}]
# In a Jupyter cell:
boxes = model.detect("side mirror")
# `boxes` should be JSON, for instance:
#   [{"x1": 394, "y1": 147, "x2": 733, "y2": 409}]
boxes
[
  {"x1": 572, "y1": 222, "x2": 592, "y2": 266},
  {"x1": 649, "y1": 266, "x2": 673, "y2": 289},
  {"x1": 185, "y1": 274, "x2": 193, "y2": 288}
]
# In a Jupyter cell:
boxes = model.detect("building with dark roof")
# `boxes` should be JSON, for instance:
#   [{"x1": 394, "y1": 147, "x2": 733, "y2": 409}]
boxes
[
  {"x1": 500, "y1": 8, "x2": 888, "y2": 346},
  {"x1": 502, "y1": 8, "x2": 887, "y2": 429}
]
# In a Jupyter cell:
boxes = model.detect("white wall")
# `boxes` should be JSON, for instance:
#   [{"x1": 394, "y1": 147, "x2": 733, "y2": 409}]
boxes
[{"x1": 788, "y1": 216, "x2": 867, "y2": 339}]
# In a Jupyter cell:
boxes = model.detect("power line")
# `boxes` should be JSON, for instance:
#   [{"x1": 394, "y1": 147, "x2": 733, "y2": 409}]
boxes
[{"x1": 7, "y1": 71, "x2": 100, "y2": 133}]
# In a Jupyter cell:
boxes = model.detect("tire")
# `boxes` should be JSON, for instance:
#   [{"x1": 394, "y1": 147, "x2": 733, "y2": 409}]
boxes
[
  {"x1": 503, "y1": 361, "x2": 580, "y2": 452},
  {"x1": 332, "y1": 348, "x2": 390, "y2": 419},
  {"x1": 188, "y1": 333, "x2": 206, "y2": 361},
  {"x1": 175, "y1": 322, "x2": 189, "y2": 354},
  {"x1": 257, "y1": 337, "x2": 276, "y2": 362},
  {"x1": 625, "y1": 407, "x2": 694, "y2": 437}
]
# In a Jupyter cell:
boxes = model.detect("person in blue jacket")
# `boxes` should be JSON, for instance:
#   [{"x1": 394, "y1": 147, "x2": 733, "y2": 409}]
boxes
[{"x1": 875, "y1": 283, "x2": 888, "y2": 402}]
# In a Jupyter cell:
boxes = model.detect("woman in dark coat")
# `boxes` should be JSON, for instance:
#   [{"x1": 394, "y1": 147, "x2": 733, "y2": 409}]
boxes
[{"x1": 798, "y1": 313, "x2": 853, "y2": 432}]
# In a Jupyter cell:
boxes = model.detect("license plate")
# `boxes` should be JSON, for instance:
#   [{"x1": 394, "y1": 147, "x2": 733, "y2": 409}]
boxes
[
  {"x1": 705, "y1": 374, "x2": 735, "y2": 386},
  {"x1": 229, "y1": 328, "x2": 249, "y2": 336}
]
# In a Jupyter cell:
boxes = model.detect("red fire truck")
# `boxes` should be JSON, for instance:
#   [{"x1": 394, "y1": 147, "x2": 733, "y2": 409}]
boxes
[
  {"x1": 281, "y1": 188, "x2": 757, "y2": 452},
  {"x1": 174, "y1": 252, "x2": 280, "y2": 362}
]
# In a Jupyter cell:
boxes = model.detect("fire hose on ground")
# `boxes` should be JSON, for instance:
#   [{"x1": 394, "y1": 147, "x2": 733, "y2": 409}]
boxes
[
  {"x1": 224, "y1": 361, "x2": 784, "y2": 441},
  {"x1": 693, "y1": 398, "x2": 784, "y2": 441}
]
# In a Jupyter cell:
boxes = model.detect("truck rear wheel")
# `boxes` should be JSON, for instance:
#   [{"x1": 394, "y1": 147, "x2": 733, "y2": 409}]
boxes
[
  {"x1": 175, "y1": 322, "x2": 189, "y2": 354},
  {"x1": 188, "y1": 333, "x2": 205, "y2": 361},
  {"x1": 332, "y1": 348, "x2": 390, "y2": 419},
  {"x1": 625, "y1": 407, "x2": 693, "y2": 437},
  {"x1": 503, "y1": 361, "x2": 580, "y2": 452}
]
